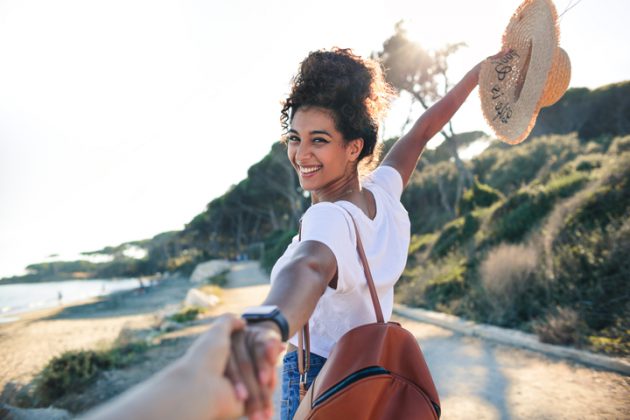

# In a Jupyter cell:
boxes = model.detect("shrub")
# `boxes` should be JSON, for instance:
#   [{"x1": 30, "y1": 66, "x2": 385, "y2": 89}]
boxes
[
  {"x1": 396, "y1": 253, "x2": 468, "y2": 312},
  {"x1": 34, "y1": 351, "x2": 112, "y2": 404},
  {"x1": 543, "y1": 171, "x2": 589, "y2": 199},
  {"x1": 608, "y1": 135, "x2": 630, "y2": 154},
  {"x1": 489, "y1": 190, "x2": 554, "y2": 243},
  {"x1": 170, "y1": 307, "x2": 201, "y2": 323},
  {"x1": 551, "y1": 216, "x2": 630, "y2": 332},
  {"x1": 562, "y1": 157, "x2": 630, "y2": 232},
  {"x1": 33, "y1": 342, "x2": 149, "y2": 406},
  {"x1": 533, "y1": 307, "x2": 584, "y2": 345},
  {"x1": 424, "y1": 259, "x2": 468, "y2": 309},
  {"x1": 575, "y1": 156, "x2": 602, "y2": 172},
  {"x1": 408, "y1": 233, "x2": 438, "y2": 256},
  {"x1": 458, "y1": 178, "x2": 504, "y2": 215},
  {"x1": 488, "y1": 170, "x2": 589, "y2": 245},
  {"x1": 587, "y1": 314, "x2": 630, "y2": 356},
  {"x1": 474, "y1": 134, "x2": 582, "y2": 194},
  {"x1": 165, "y1": 253, "x2": 199, "y2": 276},
  {"x1": 431, "y1": 214, "x2": 479, "y2": 258},
  {"x1": 402, "y1": 161, "x2": 460, "y2": 233},
  {"x1": 206, "y1": 269, "x2": 229, "y2": 287},
  {"x1": 479, "y1": 243, "x2": 543, "y2": 325}
]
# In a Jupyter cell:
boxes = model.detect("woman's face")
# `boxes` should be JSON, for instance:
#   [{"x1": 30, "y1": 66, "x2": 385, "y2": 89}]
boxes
[{"x1": 286, "y1": 107, "x2": 361, "y2": 193}]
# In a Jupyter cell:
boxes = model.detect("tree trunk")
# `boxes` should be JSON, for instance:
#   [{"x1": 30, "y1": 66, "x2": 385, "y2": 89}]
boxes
[{"x1": 437, "y1": 176, "x2": 454, "y2": 218}]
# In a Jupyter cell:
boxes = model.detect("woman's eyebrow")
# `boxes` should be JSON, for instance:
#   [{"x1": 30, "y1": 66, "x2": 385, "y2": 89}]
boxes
[{"x1": 288, "y1": 129, "x2": 332, "y2": 137}]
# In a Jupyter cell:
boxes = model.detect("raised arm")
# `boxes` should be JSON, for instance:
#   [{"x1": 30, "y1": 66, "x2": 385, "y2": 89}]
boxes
[{"x1": 382, "y1": 61, "x2": 482, "y2": 188}]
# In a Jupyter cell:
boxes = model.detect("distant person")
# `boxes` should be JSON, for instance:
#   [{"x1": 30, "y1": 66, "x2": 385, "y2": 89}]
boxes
[
  {"x1": 80, "y1": 314, "x2": 283, "y2": 420},
  {"x1": 222, "y1": 47, "x2": 496, "y2": 419},
  {"x1": 137, "y1": 278, "x2": 146, "y2": 294},
  {"x1": 57, "y1": 291, "x2": 63, "y2": 305}
]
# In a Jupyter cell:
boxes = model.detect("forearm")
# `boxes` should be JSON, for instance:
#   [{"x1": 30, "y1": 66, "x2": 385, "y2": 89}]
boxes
[
  {"x1": 409, "y1": 63, "x2": 481, "y2": 142},
  {"x1": 262, "y1": 254, "x2": 330, "y2": 338},
  {"x1": 383, "y1": 62, "x2": 482, "y2": 186},
  {"x1": 82, "y1": 361, "x2": 220, "y2": 420}
]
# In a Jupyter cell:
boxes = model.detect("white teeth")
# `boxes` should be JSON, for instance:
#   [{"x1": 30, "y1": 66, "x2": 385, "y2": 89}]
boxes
[{"x1": 300, "y1": 166, "x2": 321, "y2": 174}]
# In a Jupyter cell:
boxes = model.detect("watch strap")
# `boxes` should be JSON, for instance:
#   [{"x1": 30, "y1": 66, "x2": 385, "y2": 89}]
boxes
[{"x1": 243, "y1": 308, "x2": 289, "y2": 342}]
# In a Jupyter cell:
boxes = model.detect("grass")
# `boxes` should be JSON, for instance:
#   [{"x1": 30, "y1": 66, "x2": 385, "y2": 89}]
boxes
[{"x1": 33, "y1": 341, "x2": 150, "y2": 406}]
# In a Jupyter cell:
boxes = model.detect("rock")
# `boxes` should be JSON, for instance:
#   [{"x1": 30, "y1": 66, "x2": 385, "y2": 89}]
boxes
[
  {"x1": 190, "y1": 260, "x2": 230, "y2": 283},
  {"x1": 0, "y1": 403, "x2": 71, "y2": 420},
  {"x1": 184, "y1": 288, "x2": 220, "y2": 309}
]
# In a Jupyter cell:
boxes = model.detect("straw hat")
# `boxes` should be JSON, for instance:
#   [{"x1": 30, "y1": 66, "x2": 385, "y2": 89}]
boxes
[{"x1": 479, "y1": 0, "x2": 571, "y2": 145}]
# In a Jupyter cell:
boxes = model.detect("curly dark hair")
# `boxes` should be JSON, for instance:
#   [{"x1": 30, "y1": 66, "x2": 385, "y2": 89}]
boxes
[{"x1": 281, "y1": 48, "x2": 394, "y2": 168}]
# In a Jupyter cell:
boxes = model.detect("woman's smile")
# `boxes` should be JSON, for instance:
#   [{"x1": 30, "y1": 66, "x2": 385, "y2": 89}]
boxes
[{"x1": 298, "y1": 165, "x2": 323, "y2": 176}]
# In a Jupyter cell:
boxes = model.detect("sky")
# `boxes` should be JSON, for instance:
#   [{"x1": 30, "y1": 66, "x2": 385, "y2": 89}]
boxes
[{"x1": 1, "y1": 0, "x2": 629, "y2": 279}]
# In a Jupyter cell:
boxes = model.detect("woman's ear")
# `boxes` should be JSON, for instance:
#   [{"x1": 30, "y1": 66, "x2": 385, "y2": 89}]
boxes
[{"x1": 348, "y1": 138, "x2": 364, "y2": 161}]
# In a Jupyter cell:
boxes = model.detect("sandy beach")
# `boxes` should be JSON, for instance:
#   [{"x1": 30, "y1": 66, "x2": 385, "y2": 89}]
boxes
[{"x1": 0, "y1": 262, "x2": 273, "y2": 415}]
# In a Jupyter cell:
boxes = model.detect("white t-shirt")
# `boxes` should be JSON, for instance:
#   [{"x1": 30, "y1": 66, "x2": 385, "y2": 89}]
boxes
[{"x1": 270, "y1": 165, "x2": 411, "y2": 358}]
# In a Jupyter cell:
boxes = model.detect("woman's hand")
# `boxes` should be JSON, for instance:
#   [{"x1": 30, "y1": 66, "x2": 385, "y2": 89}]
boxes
[{"x1": 224, "y1": 322, "x2": 285, "y2": 420}]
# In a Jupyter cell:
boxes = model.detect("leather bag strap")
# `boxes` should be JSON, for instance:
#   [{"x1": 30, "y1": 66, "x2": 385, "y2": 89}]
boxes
[
  {"x1": 297, "y1": 220, "x2": 309, "y2": 398},
  {"x1": 296, "y1": 207, "x2": 385, "y2": 398},
  {"x1": 348, "y1": 215, "x2": 384, "y2": 323}
]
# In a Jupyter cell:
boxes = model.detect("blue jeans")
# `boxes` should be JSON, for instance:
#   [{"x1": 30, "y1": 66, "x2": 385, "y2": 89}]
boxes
[{"x1": 280, "y1": 350, "x2": 327, "y2": 420}]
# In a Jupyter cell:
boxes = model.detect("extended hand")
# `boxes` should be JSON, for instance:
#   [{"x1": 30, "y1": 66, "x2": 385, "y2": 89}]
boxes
[{"x1": 225, "y1": 322, "x2": 285, "y2": 420}]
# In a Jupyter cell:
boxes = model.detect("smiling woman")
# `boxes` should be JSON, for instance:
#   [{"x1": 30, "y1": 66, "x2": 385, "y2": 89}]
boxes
[{"x1": 218, "y1": 45, "x2": 485, "y2": 419}]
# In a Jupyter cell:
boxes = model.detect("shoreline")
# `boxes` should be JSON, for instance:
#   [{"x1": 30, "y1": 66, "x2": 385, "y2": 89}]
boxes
[
  {"x1": 0, "y1": 276, "x2": 168, "y2": 323},
  {"x1": 0, "y1": 297, "x2": 100, "y2": 324},
  {"x1": 0, "y1": 276, "x2": 193, "y2": 400}
]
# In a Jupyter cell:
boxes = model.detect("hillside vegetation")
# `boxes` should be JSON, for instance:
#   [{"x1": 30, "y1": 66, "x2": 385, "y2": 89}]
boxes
[
  {"x1": 4, "y1": 82, "x2": 629, "y2": 356},
  {"x1": 398, "y1": 132, "x2": 630, "y2": 356}
]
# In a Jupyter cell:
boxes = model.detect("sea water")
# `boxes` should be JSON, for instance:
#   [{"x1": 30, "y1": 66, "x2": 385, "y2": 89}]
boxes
[{"x1": 0, "y1": 278, "x2": 143, "y2": 323}]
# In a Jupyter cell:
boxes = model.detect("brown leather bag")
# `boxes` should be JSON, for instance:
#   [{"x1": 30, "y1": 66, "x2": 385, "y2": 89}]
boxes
[{"x1": 294, "y1": 212, "x2": 441, "y2": 420}]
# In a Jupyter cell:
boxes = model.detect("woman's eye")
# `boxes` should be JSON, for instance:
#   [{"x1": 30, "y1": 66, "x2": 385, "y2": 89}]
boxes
[
  {"x1": 313, "y1": 137, "x2": 329, "y2": 144},
  {"x1": 287, "y1": 135, "x2": 300, "y2": 143}
]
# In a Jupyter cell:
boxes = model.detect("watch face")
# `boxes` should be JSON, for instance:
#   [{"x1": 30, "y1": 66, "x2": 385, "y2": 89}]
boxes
[{"x1": 242, "y1": 305, "x2": 278, "y2": 316}]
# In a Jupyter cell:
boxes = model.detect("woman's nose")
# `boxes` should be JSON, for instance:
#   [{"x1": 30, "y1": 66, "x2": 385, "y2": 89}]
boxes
[{"x1": 295, "y1": 142, "x2": 311, "y2": 161}]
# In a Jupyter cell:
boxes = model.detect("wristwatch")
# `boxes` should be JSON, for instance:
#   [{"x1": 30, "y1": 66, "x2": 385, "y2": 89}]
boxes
[{"x1": 241, "y1": 305, "x2": 290, "y2": 342}]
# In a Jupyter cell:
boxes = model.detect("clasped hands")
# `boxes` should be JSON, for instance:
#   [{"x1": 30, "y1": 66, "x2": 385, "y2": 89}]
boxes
[{"x1": 222, "y1": 318, "x2": 285, "y2": 420}]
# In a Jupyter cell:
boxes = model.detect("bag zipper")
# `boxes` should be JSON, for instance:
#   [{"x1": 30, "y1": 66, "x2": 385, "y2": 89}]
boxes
[{"x1": 312, "y1": 366, "x2": 389, "y2": 407}]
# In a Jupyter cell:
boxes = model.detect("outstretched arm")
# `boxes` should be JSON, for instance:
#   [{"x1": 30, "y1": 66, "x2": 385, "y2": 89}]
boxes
[
  {"x1": 224, "y1": 240, "x2": 336, "y2": 418},
  {"x1": 382, "y1": 61, "x2": 482, "y2": 188}
]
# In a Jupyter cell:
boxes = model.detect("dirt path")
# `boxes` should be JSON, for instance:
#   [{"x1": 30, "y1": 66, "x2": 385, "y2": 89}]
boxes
[
  {"x1": 209, "y1": 260, "x2": 270, "y2": 313},
  {"x1": 397, "y1": 316, "x2": 629, "y2": 419}
]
